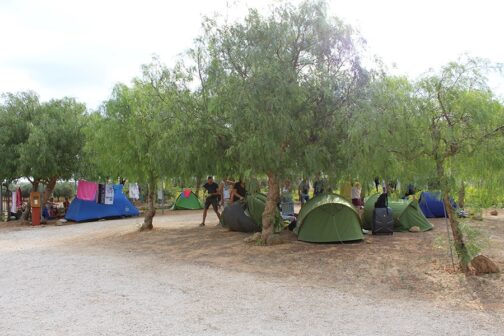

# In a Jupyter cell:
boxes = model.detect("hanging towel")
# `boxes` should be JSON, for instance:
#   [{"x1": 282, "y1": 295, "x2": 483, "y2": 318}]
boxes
[
  {"x1": 77, "y1": 180, "x2": 98, "y2": 201},
  {"x1": 16, "y1": 187, "x2": 22, "y2": 208},
  {"x1": 129, "y1": 183, "x2": 140, "y2": 200},
  {"x1": 11, "y1": 191, "x2": 17, "y2": 213},
  {"x1": 97, "y1": 184, "x2": 106, "y2": 204},
  {"x1": 105, "y1": 184, "x2": 114, "y2": 205}
]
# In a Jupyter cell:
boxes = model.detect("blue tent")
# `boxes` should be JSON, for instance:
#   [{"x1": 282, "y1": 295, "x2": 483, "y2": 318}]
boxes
[
  {"x1": 65, "y1": 184, "x2": 139, "y2": 222},
  {"x1": 418, "y1": 191, "x2": 456, "y2": 218}
]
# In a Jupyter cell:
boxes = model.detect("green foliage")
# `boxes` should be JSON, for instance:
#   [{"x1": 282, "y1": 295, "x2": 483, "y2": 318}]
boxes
[
  {"x1": 53, "y1": 182, "x2": 75, "y2": 199},
  {"x1": 0, "y1": 92, "x2": 87, "y2": 192},
  {"x1": 85, "y1": 59, "x2": 187, "y2": 183},
  {"x1": 0, "y1": 91, "x2": 40, "y2": 181},
  {"x1": 348, "y1": 58, "x2": 504, "y2": 195},
  {"x1": 197, "y1": 0, "x2": 367, "y2": 178},
  {"x1": 18, "y1": 97, "x2": 86, "y2": 182}
]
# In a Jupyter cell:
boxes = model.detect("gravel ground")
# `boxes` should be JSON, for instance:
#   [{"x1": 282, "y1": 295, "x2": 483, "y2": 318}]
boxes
[{"x1": 0, "y1": 215, "x2": 502, "y2": 336}]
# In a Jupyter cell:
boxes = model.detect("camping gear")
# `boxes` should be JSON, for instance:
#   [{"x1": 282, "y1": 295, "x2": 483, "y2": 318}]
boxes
[
  {"x1": 363, "y1": 194, "x2": 433, "y2": 232},
  {"x1": 418, "y1": 191, "x2": 456, "y2": 218},
  {"x1": 246, "y1": 193, "x2": 283, "y2": 233},
  {"x1": 104, "y1": 184, "x2": 114, "y2": 205},
  {"x1": 221, "y1": 194, "x2": 282, "y2": 233},
  {"x1": 65, "y1": 184, "x2": 139, "y2": 222},
  {"x1": 374, "y1": 193, "x2": 388, "y2": 208},
  {"x1": 372, "y1": 207, "x2": 394, "y2": 235},
  {"x1": 16, "y1": 187, "x2": 22, "y2": 209},
  {"x1": 11, "y1": 191, "x2": 17, "y2": 213},
  {"x1": 294, "y1": 194, "x2": 364, "y2": 243},
  {"x1": 128, "y1": 183, "x2": 140, "y2": 200},
  {"x1": 76, "y1": 180, "x2": 98, "y2": 201},
  {"x1": 221, "y1": 203, "x2": 260, "y2": 232},
  {"x1": 173, "y1": 190, "x2": 203, "y2": 210}
]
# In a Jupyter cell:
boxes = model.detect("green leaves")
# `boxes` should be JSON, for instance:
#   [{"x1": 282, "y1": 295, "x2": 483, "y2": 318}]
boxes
[
  {"x1": 0, "y1": 92, "x2": 86, "y2": 183},
  {"x1": 196, "y1": 0, "x2": 366, "y2": 178}
]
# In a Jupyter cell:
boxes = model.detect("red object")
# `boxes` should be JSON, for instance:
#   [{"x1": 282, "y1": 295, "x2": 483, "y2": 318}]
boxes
[
  {"x1": 183, "y1": 189, "x2": 191, "y2": 198},
  {"x1": 32, "y1": 207, "x2": 41, "y2": 226}
]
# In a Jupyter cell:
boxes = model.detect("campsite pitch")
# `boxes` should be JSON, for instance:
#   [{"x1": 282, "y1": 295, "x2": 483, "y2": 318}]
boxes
[{"x1": 0, "y1": 209, "x2": 503, "y2": 335}]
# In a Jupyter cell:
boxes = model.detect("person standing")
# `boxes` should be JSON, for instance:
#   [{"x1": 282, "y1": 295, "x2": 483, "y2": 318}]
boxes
[
  {"x1": 200, "y1": 176, "x2": 221, "y2": 227},
  {"x1": 374, "y1": 177, "x2": 380, "y2": 193},
  {"x1": 351, "y1": 182, "x2": 363, "y2": 207},
  {"x1": 313, "y1": 173, "x2": 325, "y2": 197},
  {"x1": 219, "y1": 176, "x2": 233, "y2": 208},
  {"x1": 298, "y1": 178, "x2": 310, "y2": 206},
  {"x1": 230, "y1": 178, "x2": 247, "y2": 204}
]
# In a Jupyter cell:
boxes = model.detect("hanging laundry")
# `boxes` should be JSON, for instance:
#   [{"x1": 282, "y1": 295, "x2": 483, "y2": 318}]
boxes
[
  {"x1": 157, "y1": 189, "x2": 164, "y2": 201},
  {"x1": 97, "y1": 184, "x2": 106, "y2": 204},
  {"x1": 77, "y1": 180, "x2": 98, "y2": 201},
  {"x1": 129, "y1": 183, "x2": 140, "y2": 200},
  {"x1": 11, "y1": 191, "x2": 17, "y2": 213},
  {"x1": 16, "y1": 187, "x2": 22, "y2": 208},
  {"x1": 104, "y1": 184, "x2": 114, "y2": 205}
]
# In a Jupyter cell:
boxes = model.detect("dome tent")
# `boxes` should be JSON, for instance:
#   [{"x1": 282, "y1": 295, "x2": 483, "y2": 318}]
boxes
[
  {"x1": 221, "y1": 193, "x2": 282, "y2": 233},
  {"x1": 363, "y1": 194, "x2": 433, "y2": 232},
  {"x1": 173, "y1": 190, "x2": 203, "y2": 210},
  {"x1": 418, "y1": 191, "x2": 456, "y2": 218},
  {"x1": 221, "y1": 203, "x2": 260, "y2": 232},
  {"x1": 65, "y1": 184, "x2": 139, "y2": 222},
  {"x1": 294, "y1": 194, "x2": 364, "y2": 243}
]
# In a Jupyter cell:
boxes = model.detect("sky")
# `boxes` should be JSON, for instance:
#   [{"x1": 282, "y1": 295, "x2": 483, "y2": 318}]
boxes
[{"x1": 0, "y1": 0, "x2": 503, "y2": 109}]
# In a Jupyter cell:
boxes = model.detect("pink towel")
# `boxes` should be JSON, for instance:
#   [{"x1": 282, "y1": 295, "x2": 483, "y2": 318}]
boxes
[
  {"x1": 77, "y1": 180, "x2": 98, "y2": 201},
  {"x1": 183, "y1": 189, "x2": 191, "y2": 198}
]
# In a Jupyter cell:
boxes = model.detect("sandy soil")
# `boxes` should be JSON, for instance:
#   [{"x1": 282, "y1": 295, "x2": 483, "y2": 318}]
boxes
[{"x1": 0, "y1": 209, "x2": 503, "y2": 335}]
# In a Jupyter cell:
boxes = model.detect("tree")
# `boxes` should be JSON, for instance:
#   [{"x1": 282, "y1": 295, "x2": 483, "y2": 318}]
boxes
[
  {"x1": 349, "y1": 58, "x2": 504, "y2": 272},
  {"x1": 0, "y1": 92, "x2": 39, "y2": 183},
  {"x1": 197, "y1": 0, "x2": 367, "y2": 243},
  {"x1": 87, "y1": 60, "x2": 188, "y2": 231},
  {"x1": 18, "y1": 97, "x2": 87, "y2": 206},
  {"x1": 0, "y1": 92, "x2": 86, "y2": 220}
]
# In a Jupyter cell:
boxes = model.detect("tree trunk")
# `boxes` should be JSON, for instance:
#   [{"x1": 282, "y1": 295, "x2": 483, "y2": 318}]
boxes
[
  {"x1": 42, "y1": 176, "x2": 58, "y2": 206},
  {"x1": 261, "y1": 172, "x2": 280, "y2": 244},
  {"x1": 436, "y1": 160, "x2": 469, "y2": 272},
  {"x1": 442, "y1": 194, "x2": 469, "y2": 272},
  {"x1": 458, "y1": 181, "x2": 465, "y2": 209},
  {"x1": 195, "y1": 176, "x2": 202, "y2": 199},
  {"x1": 21, "y1": 179, "x2": 40, "y2": 221},
  {"x1": 139, "y1": 174, "x2": 156, "y2": 231}
]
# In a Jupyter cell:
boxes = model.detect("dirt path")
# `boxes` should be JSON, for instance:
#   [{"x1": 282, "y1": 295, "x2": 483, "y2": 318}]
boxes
[{"x1": 0, "y1": 212, "x2": 502, "y2": 335}]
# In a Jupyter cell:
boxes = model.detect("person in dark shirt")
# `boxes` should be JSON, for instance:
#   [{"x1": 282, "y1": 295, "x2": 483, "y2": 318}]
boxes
[
  {"x1": 231, "y1": 179, "x2": 247, "y2": 203},
  {"x1": 298, "y1": 178, "x2": 310, "y2": 205},
  {"x1": 313, "y1": 173, "x2": 324, "y2": 197},
  {"x1": 200, "y1": 176, "x2": 221, "y2": 227}
]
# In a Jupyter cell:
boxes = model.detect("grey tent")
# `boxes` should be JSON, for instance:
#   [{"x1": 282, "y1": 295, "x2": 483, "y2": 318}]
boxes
[{"x1": 221, "y1": 203, "x2": 260, "y2": 232}]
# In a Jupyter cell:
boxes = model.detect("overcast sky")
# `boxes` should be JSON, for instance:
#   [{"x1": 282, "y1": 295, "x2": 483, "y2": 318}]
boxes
[{"x1": 0, "y1": 0, "x2": 503, "y2": 109}]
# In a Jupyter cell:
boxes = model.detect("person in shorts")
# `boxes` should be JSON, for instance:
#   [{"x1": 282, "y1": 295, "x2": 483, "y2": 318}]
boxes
[{"x1": 200, "y1": 176, "x2": 221, "y2": 227}]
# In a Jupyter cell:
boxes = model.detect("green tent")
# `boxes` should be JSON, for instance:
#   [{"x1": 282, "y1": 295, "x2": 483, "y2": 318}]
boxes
[
  {"x1": 172, "y1": 190, "x2": 203, "y2": 210},
  {"x1": 363, "y1": 194, "x2": 433, "y2": 232},
  {"x1": 294, "y1": 194, "x2": 364, "y2": 243},
  {"x1": 246, "y1": 193, "x2": 283, "y2": 233}
]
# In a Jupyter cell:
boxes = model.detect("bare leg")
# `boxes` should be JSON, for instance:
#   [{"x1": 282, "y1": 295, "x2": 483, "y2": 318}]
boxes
[
  {"x1": 201, "y1": 208, "x2": 208, "y2": 226},
  {"x1": 213, "y1": 203, "x2": 221, "y2": 224}
]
